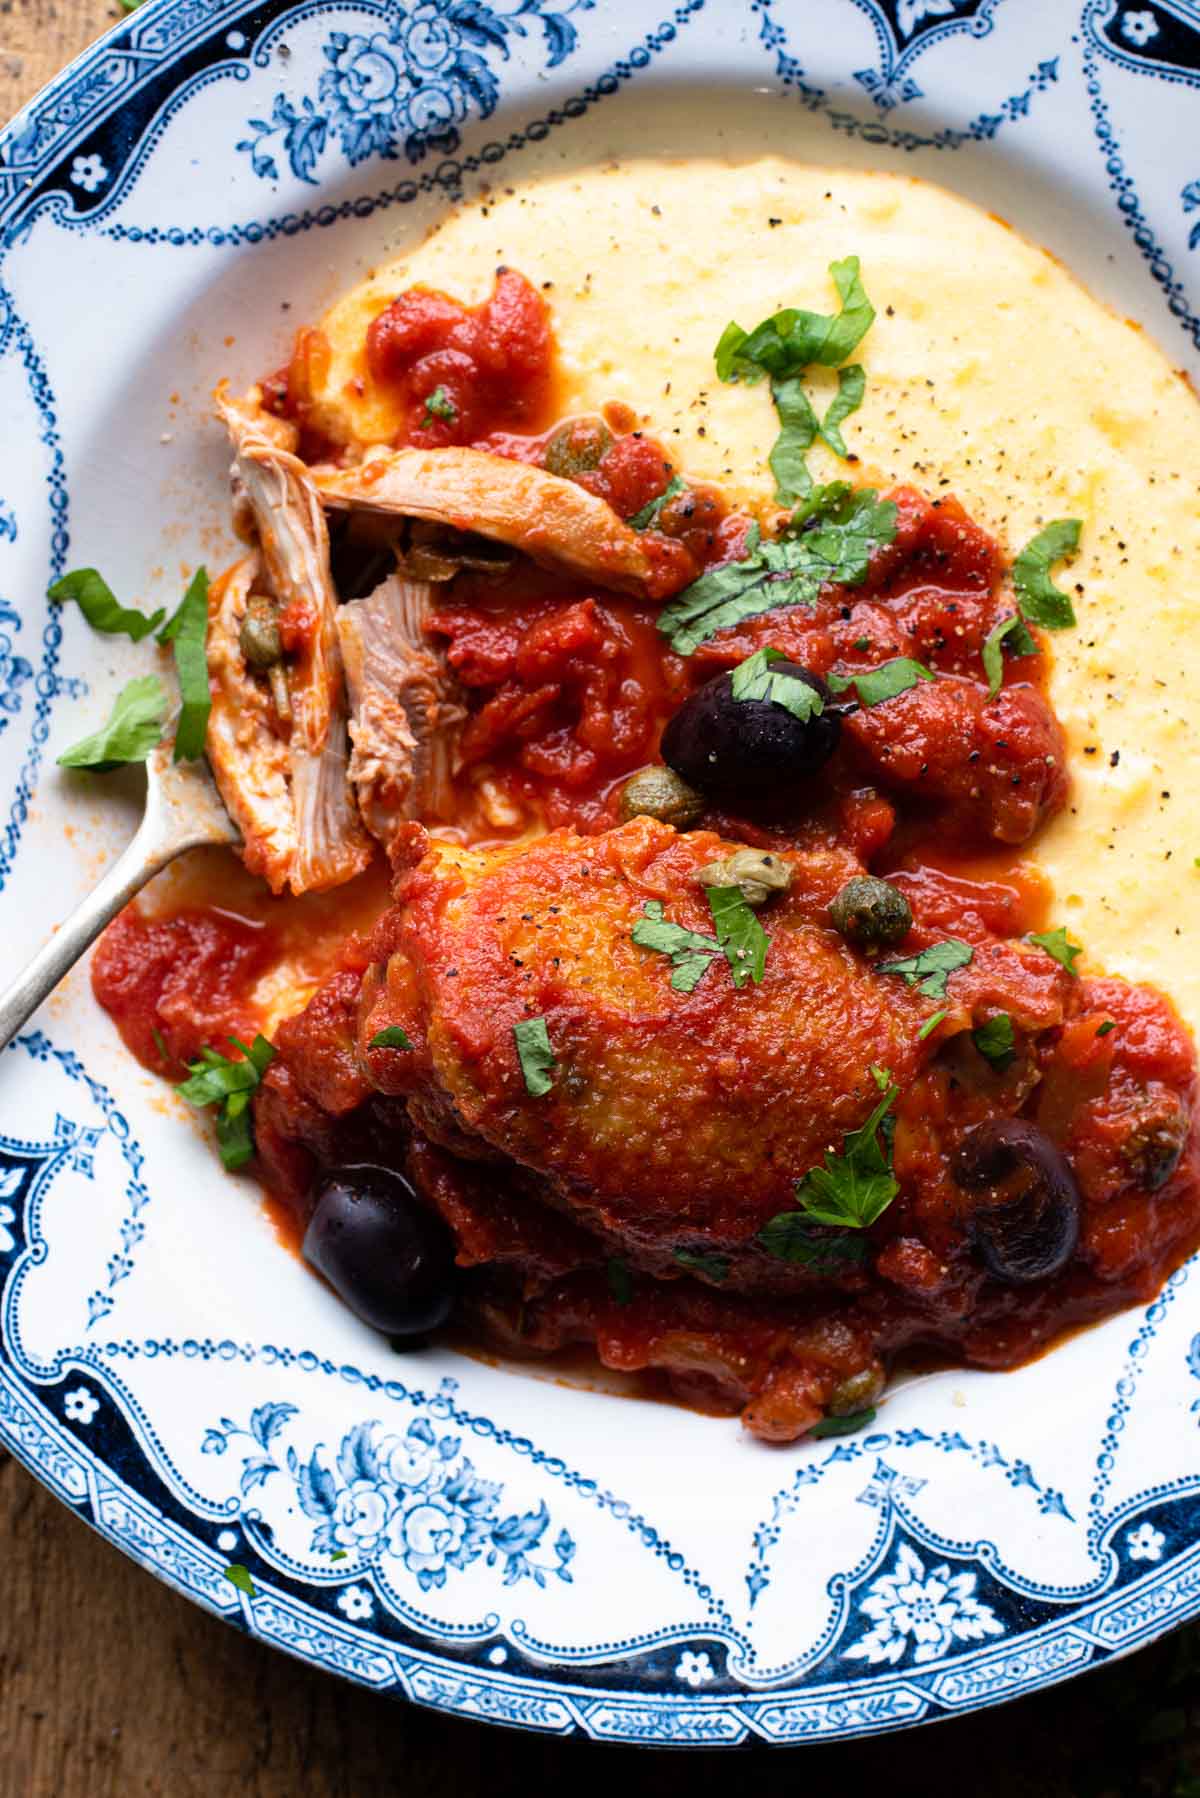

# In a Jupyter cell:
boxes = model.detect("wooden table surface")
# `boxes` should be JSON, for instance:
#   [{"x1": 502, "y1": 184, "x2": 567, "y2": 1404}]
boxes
[{"x1": 2, "y1": 5, "x2": 1199, "y2": 1791}]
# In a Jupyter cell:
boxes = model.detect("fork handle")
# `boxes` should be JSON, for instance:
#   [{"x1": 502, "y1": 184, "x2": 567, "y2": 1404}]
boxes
[{"x1": 0, "y1": 817, "x2": 205, "y2": 1052}]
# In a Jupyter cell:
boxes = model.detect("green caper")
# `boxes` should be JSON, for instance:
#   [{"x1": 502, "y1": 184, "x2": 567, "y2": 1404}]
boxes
[
  {"x1": 829, "y1": 876, "x2": 912, "y2": 946},
  {"x1": 698, "y1": 848, "x2": 792, "y2": 907},
  {"x1": 618, "y1": 764, "x2": 705, "y2": 829},
  {"x1": 239, "y1": 595, "x2": 282, "y2": 670},
  {"x1": 827, "y1": 1364, "x2": 886, "y2": 1417},
  {"x1": 542, "y1": 417, "x2": 613, "y2": 479}
]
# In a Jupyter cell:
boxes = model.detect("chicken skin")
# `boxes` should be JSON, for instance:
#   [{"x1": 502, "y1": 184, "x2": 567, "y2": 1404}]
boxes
[
  {"x1": 356, "y1": 817, "x2": 1055, "y2": 1261},
  {"x1": 252, "y1": 816, "x2": 1197, "y2": 1440}
]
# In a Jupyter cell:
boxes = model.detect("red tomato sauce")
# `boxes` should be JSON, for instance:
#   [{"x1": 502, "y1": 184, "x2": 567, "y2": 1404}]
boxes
[{"x1": 91, "y1": 267, "x2": 1200, "y2": 1438}]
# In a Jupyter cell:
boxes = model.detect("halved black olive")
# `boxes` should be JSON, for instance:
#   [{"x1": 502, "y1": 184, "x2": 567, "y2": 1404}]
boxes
[
  {"x1": 303, "y1": 1163, "x2": 456, "y2": 1337},
  {"x1": 660, "y1": 663, "x2": 840, "y2": 814},
  {"x1": 952, "y1": 1120, "x2": 1080, "y2": 1285}
]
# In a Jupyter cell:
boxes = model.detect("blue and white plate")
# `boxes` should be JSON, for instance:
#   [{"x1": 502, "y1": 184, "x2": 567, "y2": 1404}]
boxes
[{"x1": 1, "y1": 0, "x2": 1198, "y2": 1747}]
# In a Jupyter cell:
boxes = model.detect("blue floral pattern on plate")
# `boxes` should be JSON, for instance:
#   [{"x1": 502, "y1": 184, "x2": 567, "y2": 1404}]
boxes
[
  {"x1": 238, "y1": 0, "x2": 592, "y2": 182},
  {"x1": 1, "y1": 0, "x2": 1199, "y2": 1747},
  {"x1": 203, "y1": 1404, "x2": 575, "y2": 1590}
]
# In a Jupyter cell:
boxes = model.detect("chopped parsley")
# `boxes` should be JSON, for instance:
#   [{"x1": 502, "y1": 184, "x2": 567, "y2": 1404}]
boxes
[
  {"x1": 657, "y1": 484, "x2": 897, "y2": 655},
  {"x1": 1013, "y1": 519, "x2": 1081, "y2": 631},
  {"x1": 223, "y1": 1563, "x2": 256, "y2": 1596},
  {"x1": 1026, "y1": 925, "x2": 1083, "y2": 975},
  {"x1": 973, "y1": 1012, "x2": 1016, "y2": 1069},
  {"x1": 673, "y1": 1247, "x2": 730, "y2": 1283},
  {"x1": 980, "y1": 612, "x2": 1038, "y2": 700},
  {"x1": 827, "y1": 656, "x2": 934, "y2": 707},
  {"x1": 368, "y1": 1026, "x2": 414, "y2": 1051},
  {"x1": 632, "y1": 893, "x2": 769, "y2": 992},
  {"x1": 513, "y1": 1017, "x2": 556, "y2": 1096},
  {"x1": 58, "y1": 675, "x2": 170, "y2": 771},
  {"x1": 607, "y1": 1257, "x2": 634, "y2": 1306},
  {"x1": 1096, "y1": 1020, "x2": 1116, "y2": 1038},
  {"x1": 177, "y1": 1034, "x2": 276, "y2": 1171},
  {"x1": 810, "y1": 1408, "x2": 877, "y2": 1439},
  {"x1": 629, "y1": 474, "x2": 685, "y2": 531},
  {"x1": 151, "y1": 1026, "x2": 169, "y2": 1066},
  {"x1": 877, "y1": 939, "x2": 973, "y2": 999},
  {"x1": 762, "y1": 1073, "x2": 901, "y2": 1241},
  {"x1": 916, "y1": 1008, "x2": 949, "y2": 1042},
  {"x1": 421, "y1": 385, "x2": 458, "y2": 426},
  {"x1": 157, "y1": 568, "x2": 211, "y2": 761},
  {"x1": 706, "y1": 884, "x2": 769, "y2": 989},
  {"x1": 755, "y1": 1215, "x2": 867, "y2": 1268},
  {"x1": 714, "y1": 257, "x2": 876, "y2": 502},
  {"x1": 49, "y1": 567, "x2": 166, "y2": 640},
  {"x1": 730, "y1": 647, "x2": 825, "y2": 721},
  {"x1": 632, "y1": 900, "x2": 722, "y2": 993}
]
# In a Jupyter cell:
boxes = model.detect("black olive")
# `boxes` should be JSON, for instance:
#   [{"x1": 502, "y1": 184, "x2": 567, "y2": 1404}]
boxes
[
  {"x1": 660, "y1": 663, "x2": 840, "y2": 814},
  {"x1": 303, "y1": 1164, "x2": 456, "y2": 1337},
  {"x1": 830, "y1": 876, "x2": 912, "y2": 946},
  {"x1": 952, "y1": 1120, "x2": 1080, "y2": 1285}
]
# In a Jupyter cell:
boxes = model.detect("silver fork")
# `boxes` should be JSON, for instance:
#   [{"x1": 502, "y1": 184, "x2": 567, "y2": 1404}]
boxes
[{"x1": 0, "y1": 740, "x2": 240, "y2": 1051}]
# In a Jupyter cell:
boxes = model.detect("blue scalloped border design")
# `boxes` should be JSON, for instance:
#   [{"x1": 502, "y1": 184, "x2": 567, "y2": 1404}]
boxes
[{"x1": 0, "y1": 0, "x2": 1199, "y2": 1746}]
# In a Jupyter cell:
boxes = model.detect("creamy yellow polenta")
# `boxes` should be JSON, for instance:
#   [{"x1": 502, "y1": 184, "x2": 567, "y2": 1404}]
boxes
[{"x1": 299, "y1": 161, "x2": 1200, "y2": 1037}]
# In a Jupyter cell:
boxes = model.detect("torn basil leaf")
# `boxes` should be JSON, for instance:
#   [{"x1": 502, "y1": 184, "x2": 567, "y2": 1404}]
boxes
[
  {"x1": 768, "y1": 373, "x2": 821, "y2": 503},
  {"x1": 1013, "y1": 519, "x2": 1081, "y2": 631},
  {"x1": 158, "y1": 568, "x2": 210, "y2": 762},
  {"x1": 714, "y1": 258, "x2": 876, "y2": 501},
  {"x1": 731, "y1": 647, "x2": 826, "y2": 720},
  {"x1": 658, "y1": 487, "x2": 897, "y2": 655},
  {"x1": 49, "y1": 567, "x2": 166, "y2": 641},
  {"x1": 513, "y1": 1016, "x2": 556, "y2": 1096},
  {"x1": 827, "y1": 656, "x2": 934, "y2": 707},
  {"x1": 57, "y1": 674, "x2": 169, "y2": 771},
  {"x1": 981, "y1": 612, "x2": 1039, "y2": 700},
  {"x1": 629, "y1": 474, "x2": 685, "y2": 531},
  {"x1": 819, "y1": 364, "x2": 867, "y2": 458}
]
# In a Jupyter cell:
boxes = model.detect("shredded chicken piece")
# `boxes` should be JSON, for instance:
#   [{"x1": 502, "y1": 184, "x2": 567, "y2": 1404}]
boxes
[
  {"x1": 336, "y1": 575, "x2": 467, "y2": 847},
  {"x1": 313, "y1": 445, "x2": 654, "y2": 597},
  {"x1": 215, "y1": 385, "x2": 373, "y2": 893},
  {"x1": 205, "y1": 555, "x2": 298, "y2": 892}
]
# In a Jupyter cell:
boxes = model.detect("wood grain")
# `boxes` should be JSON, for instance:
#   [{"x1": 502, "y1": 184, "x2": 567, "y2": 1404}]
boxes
[
  {"x1": 0, "y1": 0, "x2": 117, "y2": 121},
  {"x1": 1, "y1": 4, "x2": 1199, "y2": 1791}
]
